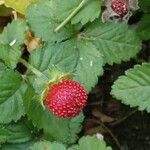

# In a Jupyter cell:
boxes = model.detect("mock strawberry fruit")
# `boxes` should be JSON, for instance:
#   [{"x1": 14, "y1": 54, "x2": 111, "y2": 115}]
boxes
[
  {"x1": 44, "y1": 80, "x2": 87, "y2": 119},
  {"x1": 111, "y1": 0, "x2": 128, "y2": 17}
]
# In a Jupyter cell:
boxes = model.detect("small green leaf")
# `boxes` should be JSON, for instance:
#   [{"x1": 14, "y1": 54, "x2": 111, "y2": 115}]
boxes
[
  {"x1": 29, "y1": 141, "x2": 66, "y2": 150},
  {"x1": 0, "y1": 121, "x2": 32, "y2": 144},
  {"x1": 68, "y1": 135, "x2": 112, "y2": 150},
  {"x1": 137, "y1": 14, "x2": 150, "y2": 40},
  {"x1": 111, "y1": 63, "x2": 150, "y2": 112},
  {"x1": 23, "y1": 86, "x2": 84, "y2": 145},
  {"x1": 84, "y1": 20, "x2": 141, "y2": 65},
  {"x1": 0, "y1": 44, "x2": 22, "y2": 68},
  {"x1": 26, "y1": 0, "x2": 74, "y2": 42},
  {"x1": 0, "y1": 69, "x2": 26, "y2": 123},
  {"x1": 0, "y1": 19, "x2": 28, "y2": 48}
]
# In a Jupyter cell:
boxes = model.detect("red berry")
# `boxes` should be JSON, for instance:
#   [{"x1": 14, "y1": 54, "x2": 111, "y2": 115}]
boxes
[
  {"x1": 44, "y1": 80, "x2": 87, "y2": 119},
  {"x1": 111, "y1": 0, "x2": 128, "y2": 17}
]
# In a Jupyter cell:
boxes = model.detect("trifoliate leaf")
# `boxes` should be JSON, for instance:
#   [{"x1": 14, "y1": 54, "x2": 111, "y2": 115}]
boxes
[
  {"x1": 0, "y1": 69, "x2": 26, "y2": 123},
  {"x1": 29, "y1": 141, "x2": 66, "y2": 150},
  {"x1": 0, "y1": 121, "x2": 32, "y2": 144},
  {"x1": 30, "y1": 39, "x2": 103, "y2": 92},
  {"x1": 1, "y1": 141, "x2": 34, "y2": 150},
  {"x1": 71, "y1": 0, "x2": 101, "y2": 25},
  {"x1": 68, "y1": 135, "x2": 112, "y2": 150},
  {"x1": 4, "y1": 0, "x2": 43, "y2": 14},
  {"x1": 23, "y1": 86, "x2": 84, "y2": 145},
  {"x1": 137, "y1": 14, "x2": 150, "y2": 40},
  {"x1": 26, "y1": 0, "x2": 74, "y2": 42},
  {"x1": 84, "y1": 20, "x2": 141, "y2": 65},
  {"x1": 0, "y1": 19, "x2": 28, "y2": 48},
  {"x1": 0, "y1": 44, "x2": 22, "y2": 68},
  {"x1": 111, "y1": 63, "x2": 150, "y2": 112}
]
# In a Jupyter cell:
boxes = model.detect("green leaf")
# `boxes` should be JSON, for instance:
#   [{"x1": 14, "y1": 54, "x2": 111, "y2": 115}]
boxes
[
  {"x1": 29, "y1": 39, "x2": 103, "y2": 92},
  {"x1": 0, "y1": 19, "x2": 28, "y2": 48},
  {"x1": 4, "y1": 0, "x2": 43, "y2": 14},
  {"x1": 1, "y1": 141, "x2": 34, "y2": 150},
  {"x1": 0, "y1": 69, "x2": 26, "y2": 123},
  {"x1": 52, "y1": 0, "x2": 101, "y2": 25},
  {"x1": 111, "y1": 63, "x2": 150, "y2": 112},
  {"x1": 0, "y1": 121, "x2": 32, "y2": 144},
  {"x1": 72, "y1": 39, "x2": 103, "y2": 91},
  {"x1": 23, "y1": 86, "x2": 84, "y2": 145},
  {"x1": 29, "y1": 42, "x2": 78, "y2": 73},
  {"x1": 29, "y1": 141, "x2": 66, "y2": 150},
  {"x1": 68, "y1": 135, "x2": 112, "y2": 150},
  {"x1": 0, "y1": 19, "x2": 27, "y2": 68},
  {"x1": 137, "y1": 14, "x2": 150, "y2": 40},
  {"x1": 84, "y1": 20, "x2": 141, "y2": 65},
  {"x1": 71, "y1": 0, "x2": 101, "y2": 25},
  {"x1": 26, "y1": 0, "x2": 73, "y2": 42},
  {"x1": 0, "y1": 44, "x2": 22, "y2": 68}
]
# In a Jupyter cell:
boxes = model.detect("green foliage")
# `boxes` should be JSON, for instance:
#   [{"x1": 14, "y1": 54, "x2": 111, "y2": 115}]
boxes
[
  {"x1": 0, "y1": 19, "x2": 27, "y2": 48},
  {"x1": 111, "y1": 63, "x2": 150, "y2": 111},
  {"x1": 29, "y1": 141, "x2": 66, "y2": 150},
  {"x1": 0, "y1": 19, "x2": 27, "y2": 68},
  {"x1": 137, "y1": 14, "x2": 150, "y2": 40},
  {"x1": 52, "y1": 0, "x2": 101, "y2": 25},
  {"x1": 84, "y1": 20, "x2": 141, "y2": 65},
  {"x1": 68, "y1": 135, "x2": 112, "y2": 150},
  {"x1": 23, "y1": 86, "x2": 84, "y2": 145},
  {"x1": 0, "y1": 121, "x2": 32, "y2": 144},
  {"x1": 0, "y1": 69, "x2": 26, "y2": 123},
  {"x1": 26, "y1": 0, "x2": 74, "y2": 42}
]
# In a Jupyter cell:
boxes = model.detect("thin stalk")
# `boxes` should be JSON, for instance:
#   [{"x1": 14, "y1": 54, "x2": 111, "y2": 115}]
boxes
[
  {"x1": 19, "y1": 58, "x2": 44, "y2": 77},
  {"x1": 54, "y1": 0, "x2": 86, "y2": 32}
]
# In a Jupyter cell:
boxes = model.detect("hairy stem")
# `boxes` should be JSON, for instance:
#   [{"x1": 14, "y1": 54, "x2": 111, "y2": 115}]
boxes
[
  {"x1": 54, "y1": 0, "x2": 86, "y2": 32},
  {"x1": 19, "y1": 58, "x2": 44, "y2": 77}
]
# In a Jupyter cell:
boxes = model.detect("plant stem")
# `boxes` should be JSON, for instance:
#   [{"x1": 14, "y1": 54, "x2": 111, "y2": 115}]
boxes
[
  {"x1": 19, "y1": 58, "x2": 44, "y2": 77},
  {"x1": 54, "y1": 0, "x2": 86, "y2": 32}
]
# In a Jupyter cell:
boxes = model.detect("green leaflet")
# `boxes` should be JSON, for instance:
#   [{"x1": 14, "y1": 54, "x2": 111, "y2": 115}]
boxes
[
  {"x1": 0, "y1": 121, "x2": 32, "y2": 144},
  {"x1": 0, "y1": 19, "x2": 28, "y2": 68},
  {"x1": 84, "y1": 20, "x2": 141, "y2": 65},
  {"x1": 0, "y1": 69, "x2": 26, "y2": 123},
  {"x1": 26, "y1": 0, "x2": 74, "y2": 42},
  {"x1": 111, "y1": 63, "x2": 150, "y2": 112},
  {"x1": 0, "y1": 19, "x2": 28, "y2": 48}
]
